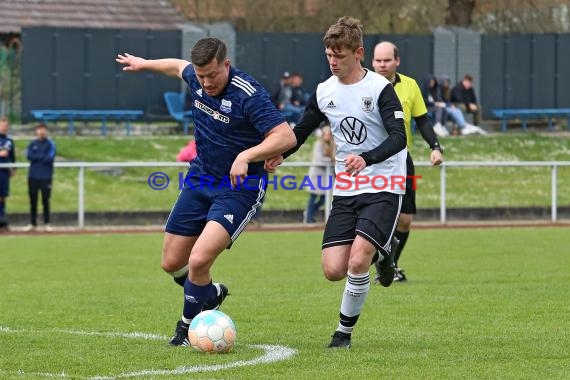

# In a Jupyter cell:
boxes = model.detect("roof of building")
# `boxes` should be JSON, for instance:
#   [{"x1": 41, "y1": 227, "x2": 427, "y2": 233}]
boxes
[{"x1": 0, "y1": 0, "x2": 188, "y2": 33}]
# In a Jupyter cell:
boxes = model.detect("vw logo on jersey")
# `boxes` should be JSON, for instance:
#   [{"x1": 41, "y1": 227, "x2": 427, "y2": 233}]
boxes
[
  {"x1": 220, "y1": 99, "x2": 232, "y2": 113},
  {"x1": 340, "y1": 117, "x2": 367, "y2": 145}
]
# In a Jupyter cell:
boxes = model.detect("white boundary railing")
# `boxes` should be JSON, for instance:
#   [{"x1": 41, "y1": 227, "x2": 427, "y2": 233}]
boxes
[{"x1": 2, "y1": 161, "x2": 569, "y2": 227}]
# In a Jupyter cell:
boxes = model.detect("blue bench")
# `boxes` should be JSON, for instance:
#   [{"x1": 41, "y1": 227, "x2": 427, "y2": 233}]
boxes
[
  {"x1": 31, "y1": 110, "x2": 144, "y2": 136},
  {"x1": 492, "y1": 108, "x2": 570, "y2": 132},
  {"x1": 163, "y1": 92, "x2": 193, "y2": 135}
]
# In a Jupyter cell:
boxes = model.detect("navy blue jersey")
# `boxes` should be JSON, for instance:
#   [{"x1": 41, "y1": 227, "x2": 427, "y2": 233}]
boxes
[
  {"x1": 182, "y1": 64, "x2": 285, "y2": 180},
  {"x1": 27, "y1": 138, "x2": 56, "y2": 179},
  {"x1": 0, "y1": 134, "x2": 15, "y2": 174}
]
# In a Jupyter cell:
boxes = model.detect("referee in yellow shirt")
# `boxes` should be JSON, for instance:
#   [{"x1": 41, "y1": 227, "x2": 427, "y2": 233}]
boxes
[{"x1": 372, "y1": 41, "x2": 444, "y2": 282}]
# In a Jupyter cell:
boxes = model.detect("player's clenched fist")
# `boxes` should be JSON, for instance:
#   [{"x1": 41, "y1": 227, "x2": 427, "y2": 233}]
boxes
[{"x1": 264, "y1": 155, "x2": 283, "y2": 173}]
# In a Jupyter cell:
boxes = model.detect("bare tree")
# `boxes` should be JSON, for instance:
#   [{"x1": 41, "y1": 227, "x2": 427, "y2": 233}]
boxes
[
  {"x1": 170, "y1": 0, "x2": 570, "y2": 33},
  {"x1": 474, "y1": 0, "x2": 570, "y2": 33}
]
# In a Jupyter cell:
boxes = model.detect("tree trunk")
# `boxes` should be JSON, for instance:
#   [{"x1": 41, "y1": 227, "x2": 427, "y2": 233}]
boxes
[{"x1": 446, "y1": 0, "x2": 477, "y2": 26}]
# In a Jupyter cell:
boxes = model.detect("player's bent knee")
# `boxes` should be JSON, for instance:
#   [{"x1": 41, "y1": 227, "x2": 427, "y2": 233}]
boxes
[
  {"x1": 323, "y1": 270, "x2": 345, "y2": 281},
  {"x1": 163, "y1": 262, "x2": 188, "y2": 277},
  {"x1": 322, "y1": 264, "x2": 346, "y2": 281},
  {"x1": 161, "y1": 258, "x2": 182, "y2": 273},
  {"x1": 161, "y1": 251, "x2": 189, "y2": 274},
  {"x1": 348, "y1": 256, "x2": 372, "y2": 274},
  {"x1": 188, "y1": 253, "x2": 214, "y2": 274}
]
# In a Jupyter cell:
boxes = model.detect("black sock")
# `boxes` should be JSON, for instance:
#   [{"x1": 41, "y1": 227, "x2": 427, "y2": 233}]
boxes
[
  {"x1": 173, "y1": 273, "x2": 188, "y2": 287},
  {"x1": 394, "y1": 230, "x2": 410, "y2": 266},
  {"x1": 337, "y1": 312, "x2": 359, "y2": 335}
]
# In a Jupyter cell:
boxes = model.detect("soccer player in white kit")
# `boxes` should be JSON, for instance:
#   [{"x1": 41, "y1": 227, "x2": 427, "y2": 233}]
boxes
[{"x1": 266, "y1": 17, "x2": 407, "y2": 348}]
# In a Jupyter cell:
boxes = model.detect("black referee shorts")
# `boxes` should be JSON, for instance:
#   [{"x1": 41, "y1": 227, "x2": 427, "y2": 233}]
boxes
[
  {"x1": 322, "y1": 192, "x2": 402, "y2": 255},
  {"x1": 401, "y1": 152, "x2": 417, "y2": 214}
]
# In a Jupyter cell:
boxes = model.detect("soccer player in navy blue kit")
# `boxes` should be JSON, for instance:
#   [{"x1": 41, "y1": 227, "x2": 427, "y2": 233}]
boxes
[
  {"x1": 0, "y1": 116, "x2": 16, "y2": 231},
  {"x1": 24, "y1": 123, "x2": 56, "y2": 232},
  {"x1": 116, "y1": 38, "x2": 296, "y2": 346}
]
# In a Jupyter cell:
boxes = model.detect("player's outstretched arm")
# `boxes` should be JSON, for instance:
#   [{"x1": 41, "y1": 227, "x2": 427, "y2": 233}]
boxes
[{"x1": 115, "y1": 53, "x2": 189, "y2": 78}]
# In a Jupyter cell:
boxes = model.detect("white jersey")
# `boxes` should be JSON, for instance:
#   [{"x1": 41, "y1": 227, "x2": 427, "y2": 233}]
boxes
[{"x1": 315, "y1": 69, "x2": 407, "y2": 196}]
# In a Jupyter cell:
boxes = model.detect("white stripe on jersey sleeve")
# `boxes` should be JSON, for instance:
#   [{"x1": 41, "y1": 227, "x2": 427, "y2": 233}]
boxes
[
  {"x1": 233, "y1": 76, "x2": 256, "y2": 93},
  {"x1": 231, "y1": 77, "x2": 256, "y2": 96}
]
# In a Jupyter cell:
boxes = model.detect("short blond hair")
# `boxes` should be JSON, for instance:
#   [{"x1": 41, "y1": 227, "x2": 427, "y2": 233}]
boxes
[{"x1": 323, "y1": 16, "x2": 363, "y2": 53}]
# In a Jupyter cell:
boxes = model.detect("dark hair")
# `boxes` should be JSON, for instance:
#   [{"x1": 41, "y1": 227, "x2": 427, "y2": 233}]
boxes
[
  {"x1": 463, "y1": 74, "x2": 473, "y2": 82},
  {"x1": 190, "y1": 37, "x2": 227, "y2": 67},
  {"x1": 323, "y1": 16, "x2": 363, "y2": 53},
  {"x1": 37, "y1": 123, "x2": 48, "y2": 130}
]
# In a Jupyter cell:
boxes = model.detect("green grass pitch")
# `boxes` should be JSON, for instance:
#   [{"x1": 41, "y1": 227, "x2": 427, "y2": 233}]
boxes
[{"x1": 1, "y1": 227, "x2": 569, "y2": 379}]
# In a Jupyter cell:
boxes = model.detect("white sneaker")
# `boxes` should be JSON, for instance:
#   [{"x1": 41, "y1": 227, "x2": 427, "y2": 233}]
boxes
[
  {"x1": 460, "y1": 124, "x2": 478, "y2": 135},
  {"x1": 45, "y1": 224, "x2": 54, "y2": 232},
  {"x1": 462, "y1": 123, "x2": 488, "y2": 135},
  {"x1": 433, "y1": 122, "x2": 449, "y2": 137},
  {"x1": 472, "y1": 124, "x2": 488, "y2": 135},
  {"x1": 22, "y1": 224, "x2": 36, "y2": 232}
]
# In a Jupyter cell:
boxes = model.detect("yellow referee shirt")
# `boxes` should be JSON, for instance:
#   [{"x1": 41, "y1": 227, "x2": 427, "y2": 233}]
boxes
[{"x1": 392, "y1": 72, "x2": 428, "y2": 149}]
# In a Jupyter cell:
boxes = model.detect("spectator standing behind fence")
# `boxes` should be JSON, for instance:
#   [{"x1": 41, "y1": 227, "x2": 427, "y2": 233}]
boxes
[
  {"x1": 0, "y1": 116, "x2": 16, "y2": 231},
  {"x1": 304, "y1": 125, "x2": 334, "y2": 224},
  {"x1": 451, "y1": 74, "x2": 482, "y2": 126},
  {"x1": 440, "y1": 75, "x2": 487, "y2": 136},
  {"x1": 23, "y1": 123, "x2": 56, "y2": 232},
  {"x1": 423, "y1": 75, "x2": 449, "y2": 137}
]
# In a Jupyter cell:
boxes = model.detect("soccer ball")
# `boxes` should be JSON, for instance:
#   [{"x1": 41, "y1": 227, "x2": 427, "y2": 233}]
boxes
[{"x1": 188, "y1": 310, "x2": 236, "y2": 353}]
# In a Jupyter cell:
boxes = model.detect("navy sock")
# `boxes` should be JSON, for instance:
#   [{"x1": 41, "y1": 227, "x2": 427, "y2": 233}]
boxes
[
  {"x1": 174, "y1": 273, "x2": 188, "y2": 287},
  {"x1": 0, "y1": 201, "x2": 5, "y2": 218},
  {"x1": 182, "y1": 279, "x2": 215, "y2": 321}
]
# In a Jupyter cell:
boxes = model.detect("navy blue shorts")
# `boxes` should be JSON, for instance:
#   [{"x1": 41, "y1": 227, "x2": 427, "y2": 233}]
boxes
[
  {"x1": 165, "y1": 173, "x2": 265, "y2": 244},
  {"x1": 0, "y1": 170, "x2": 10, "y2": 197}
]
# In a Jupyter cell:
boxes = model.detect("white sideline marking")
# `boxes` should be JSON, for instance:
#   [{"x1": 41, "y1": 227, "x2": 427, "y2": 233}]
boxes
[
  {"x1": 0, "y1": 326, "x2": 165, "y2": 340},
  {"x1": 91, "y1": 345, "x2": 297, "y2": 379},
  {"x1": 0, "y1": 326, "x2": 297, "y2": 379}
]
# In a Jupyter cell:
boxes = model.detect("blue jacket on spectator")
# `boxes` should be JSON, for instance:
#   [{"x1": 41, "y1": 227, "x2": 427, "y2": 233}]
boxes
[
  {"x1": 0, "y1": 133, "x2": 15, "y2": 172},
  {"x1": 27, "y1": 138, "x2": 56, "y2": 179}
]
